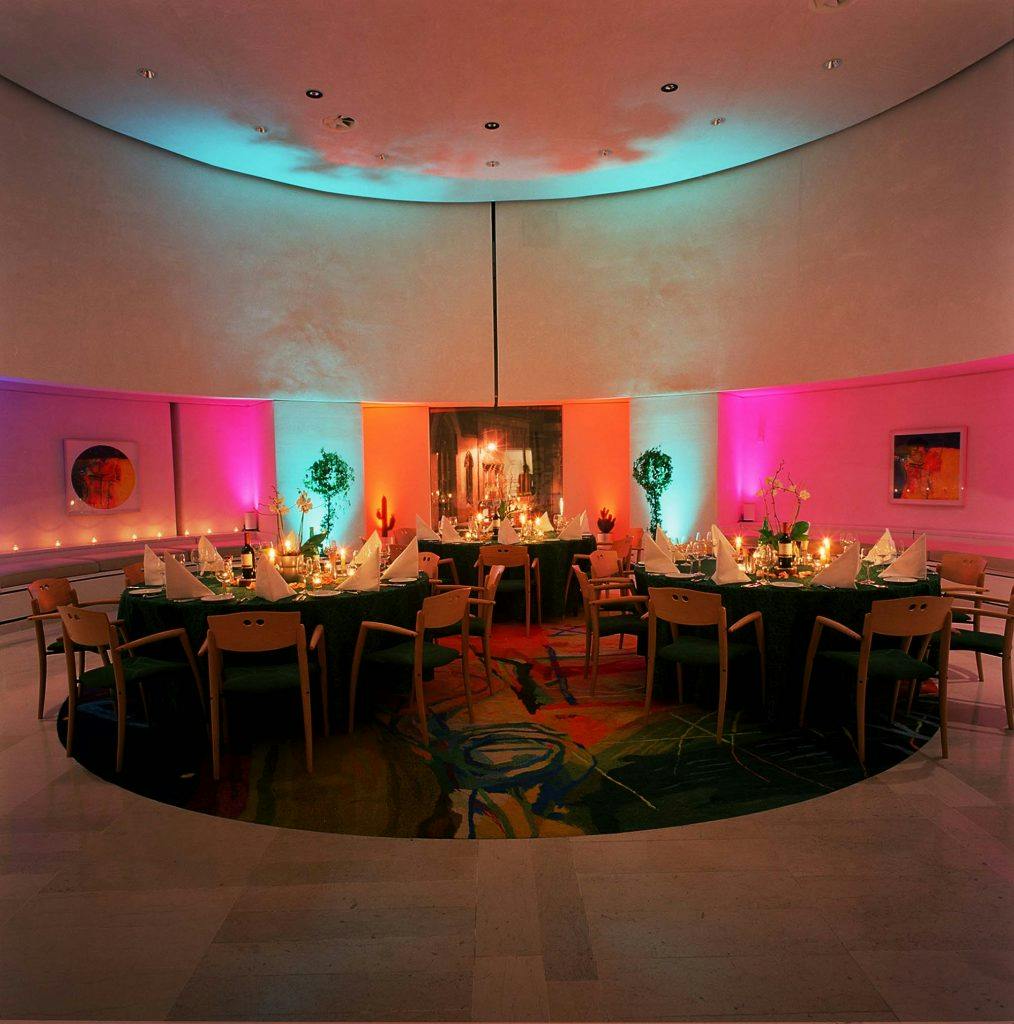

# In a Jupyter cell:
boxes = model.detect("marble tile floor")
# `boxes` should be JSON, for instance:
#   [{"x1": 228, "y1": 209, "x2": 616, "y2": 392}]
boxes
[{"x1": 0, "y1": 607, "x2": 1011, "y2": 1022}]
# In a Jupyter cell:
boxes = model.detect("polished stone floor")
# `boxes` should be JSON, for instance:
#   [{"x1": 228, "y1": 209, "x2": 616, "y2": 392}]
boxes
[{"x1": 0, "y1": 601, "x2": 1011, "y2": 1022}]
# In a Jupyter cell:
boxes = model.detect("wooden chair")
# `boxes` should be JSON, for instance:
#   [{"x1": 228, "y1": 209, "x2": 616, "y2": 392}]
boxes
[
  {"x1": 645, "y1": 588, "x2": 765, "y2": 742},
  {"x1": 56, "y1": 604, "x2": 202, "y2": 772},
  {"x1": 799, "y1": 595, "x2": 953, "y2": 766},
  {"x1": 123, "y1": 562, "x2": 146, "y2": 587},
  {"x1": 348, "y1": 588, "x2": 477, "y2": 745},
  {"x1": 205, "y1": 611, "x2": 328, "y2": 779},
  {"x1": 573, "y1": 567, "x2": 648, "y2": 695},
  {"x1": 476, "y1": 545, "x2": 542, "y2": 635},
  {"x1": 947, "y1": 585, "x2": 1013, "y2": 731},
  {"x1": 937, "y1": 553, "x2": 988, "y2": 679},
  {"x1": 27, "y1": 578, "x2": 121, "y2": 720},
  {"x1": 419, "y1": 550, "x2": 460, "y2": 589},
  {"x1": 629, "y1": 528, "x2": 645, "y2": 566},
  {"x1": 563, "y1": 552, "x2": 594, "y2": 614},
  {"x1": 431, "y1": 565, "x2": 504, "y2": 693}
]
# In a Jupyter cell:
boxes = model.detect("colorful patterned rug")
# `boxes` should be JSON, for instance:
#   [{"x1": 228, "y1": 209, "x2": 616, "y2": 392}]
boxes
[{"x1": 61, "y1": 620, "x2": 940, "y2": 839}]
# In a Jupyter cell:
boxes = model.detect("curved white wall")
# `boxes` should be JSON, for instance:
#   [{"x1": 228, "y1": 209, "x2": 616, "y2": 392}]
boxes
[{"x1": 1, "y1": 45, "x2": 1011, "y2": 402}]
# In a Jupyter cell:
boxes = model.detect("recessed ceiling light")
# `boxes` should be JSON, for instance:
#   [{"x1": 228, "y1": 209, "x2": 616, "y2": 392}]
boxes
[
  {"x1": 710, "y1": 117, "x2": 725, "y2": 126},
  {"x1": 253, "y1": 125, "x2": 268, "y2": 134},
  {"x1": 599, "y1": 148, "x2": 612, "y2": 157},
  {"x1": 823, "y1": 58, "x2": 843, "y2": 70},
  {"x1": 484, "y1": 121, "x2": 500, "y2": 130},
  {"x1": 136, "y1": 67, "x2": 157, "y2": 79},
  {"x1": 486, "y1": 160, "x2": 500, "y2": 167},
  {"x1": 322, "y1": 114, "x2": 356, "y2": 131},
  {"x1": 305, "y1": 88, "x2": 324, "y2": 99},
  {"x1": 660, "y1": 82, "x2": 679, "y2": 93}
]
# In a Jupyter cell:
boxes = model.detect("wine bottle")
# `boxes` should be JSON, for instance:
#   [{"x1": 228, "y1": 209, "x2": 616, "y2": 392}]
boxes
[
  {"x1": 241, "y1": 531, "x2": 255, "y2": 579},
  {"x1": 777, "y1": 532, "x2": 794, "y2": 570}
]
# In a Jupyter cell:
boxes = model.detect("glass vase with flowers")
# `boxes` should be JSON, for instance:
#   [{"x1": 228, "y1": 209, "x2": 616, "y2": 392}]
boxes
[{"x1": 756, "y1": 462, "x2": 810, "y2": 570}]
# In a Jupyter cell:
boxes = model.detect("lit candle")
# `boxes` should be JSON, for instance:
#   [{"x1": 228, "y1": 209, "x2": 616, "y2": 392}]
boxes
[
  {"x1": 340, "y1": 547, "x2": 347, "y2": 571},
  {"x1": 266, "y1": 547, "x2": 277, "y2": 564},
  {"x1": 55, "y1": 540, "x2": 61, "y2": 548},
  {"x1": 131, "y1": 533, "x2": 138, "y2": 541},
  {"x1": 312, "y1": 573, "x2": 322, "y2": 587},
  {"x1": 91, "y1": 536, "x2": 97, "y2": 544},
  {"x1": 283, "y1": 539, "x2": 293, "y2": 553},
  {"x1": 735, "y1": 535, "x2": 743, "y2": 553},
  {"x1": 12, "y1": 544, "x2": 18, "y2": 552},
  {"x1": 559, "y1": 497, "x2": 564, "y2": 517}
]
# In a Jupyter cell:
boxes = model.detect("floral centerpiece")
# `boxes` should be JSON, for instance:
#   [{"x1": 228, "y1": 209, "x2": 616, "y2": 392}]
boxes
[{"x1": 756, "y1": 462, "x2": 810, "y2": 560}]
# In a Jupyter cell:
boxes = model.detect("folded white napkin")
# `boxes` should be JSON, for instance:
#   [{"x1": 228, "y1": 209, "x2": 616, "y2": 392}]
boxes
[
  {"x1": 640, "y1": 533, "x2": 677, "y2": 574},
  {"x1": 143, "y1": 545, "x2": 165, "y2": 586},
  {"x1": 559, "y1": 513, "x2": 584, "y2": 540},
  {"x1": 864, "y1": 528, "x2": 897, "y2": 565},
  {"x1": 654, "y1": 527, "x2": 675, "y2": 557},
  {"x1": 415, "y1": 514, "x2": 439, "y2": 541},
  {"x1": 339, "y1": 546, "x2": 381, "y2": 591},
  {"x1": 537, "y1": 511, "x2": 553, "y2": 533},
  {"x1": 197, "y1": 535, "x2": 223, "y2": 572},
  {"x1": 498, "y1": 520, "x2": 520, "y2": 544},
  {"x1": 383, "y1": 537, "x2": 419, "y2": 580},
  {"x1": 710, "y1": 526, "x2": 750, "y2": 585},
  {"x1": 811, "y1": 542, "x2": 860, "y2": 588},
  {"x1": 254, "y1": 555, "x2": 293, "y2": 602},
  {"x1": 579, "y1": 510, "x2": 590, "y2": 535},
  {"x1": 353, "y1": 531, "x2": 381, "y2": 566},
  {"x1": 439, "y1": 519, "x2": 461, "y2": 543},
  {"x1": 164, "y1": 554, "x2": 215, "y2": 599},
  {"x1": 881, "y1": 534, "x2": 927, "y2": 580}
]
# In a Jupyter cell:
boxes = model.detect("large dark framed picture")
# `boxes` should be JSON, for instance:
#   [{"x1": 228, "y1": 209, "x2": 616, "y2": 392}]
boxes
[
  {"x1": 64, "y1": 439, "x2": 140, "y2": 513},
  {"x1": 891, "y1": 427, "x2": 965, "y2": 506}
]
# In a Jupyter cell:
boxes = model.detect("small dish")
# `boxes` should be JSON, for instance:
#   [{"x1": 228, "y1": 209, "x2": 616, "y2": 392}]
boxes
[
  {"x1": 769, "y1": 580, "x2": 804, "y2": 588},
  {"x1": 882, "y1": 575, "x2": 918, "y2": 584},
  {"x1": 128, "y1": 586, "x2": 162, "y2": 595},
  {"x1": 200, "y1": 594, "x2": 234, "y2": 602},
  {"x1": 307, "y1": 589, "x2": 342, "y2": 598}
]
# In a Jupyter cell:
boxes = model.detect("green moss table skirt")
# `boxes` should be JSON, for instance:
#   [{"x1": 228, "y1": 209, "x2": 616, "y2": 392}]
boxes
[
  {"x1": 634, "y1": 568, "x2": 941, "y2": 723},
  {"x1": 118, "y1": 578, "x2": 429, "y2": 730},
  {"x1": 419, "y1": 537, "x2": 596, "y2": 619}
]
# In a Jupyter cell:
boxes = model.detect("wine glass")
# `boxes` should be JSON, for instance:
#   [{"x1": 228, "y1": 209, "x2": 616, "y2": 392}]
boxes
[{"x1": 215, "y1": 558, "x2": 233, "y2": 595}]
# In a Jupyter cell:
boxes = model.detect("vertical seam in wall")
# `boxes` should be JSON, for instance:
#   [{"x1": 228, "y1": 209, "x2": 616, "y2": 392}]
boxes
[
  {"x1": 490, "y1": 201, "x2": 499, "y2": 408},
  {"x1": 169, "y1": 402, "x2": 183, "y2": 536}
]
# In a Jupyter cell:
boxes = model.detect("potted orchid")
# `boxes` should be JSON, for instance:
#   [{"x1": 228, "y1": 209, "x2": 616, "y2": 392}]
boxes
[{"x1": 756, "y1": 461, "x2": 810, "y2": 566}]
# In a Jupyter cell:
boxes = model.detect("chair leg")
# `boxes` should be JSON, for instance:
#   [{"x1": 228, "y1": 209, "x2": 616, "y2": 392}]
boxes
[
  {"x1": 590, "y1": 632, "x2": 601, "y2": 696},
  {"x1": 461, "y1": 645, "x2": 474, "y2": 723},
  {"x1": 524, "y1": 579, "x2": 531, "y2": 637},
  {"x1": 1002, "y1": 654, "x2": 1014, "y2": 731},
  {"x1": 584, "y1": 628, "x2": 591, "y2": 677},
  {"x1": 414, "y1": 666, "x2": 429, "y2": 745},
  {"x1": 644, "y1": 647, "x2": 656, "y2": 711},
  {"x1": 855, "y1": 678, "x2": 868, "y2": 768},
  {"x1": 348, "y1": 631, "x2": 367, "y2": 735},
  {"x1": 210, "y1": 691, "x2": 221, "y2": 781},
  {"x1": 77, "y1": 648, "x2": 86, "y2": 679},
  {"x1": 115, "y1": 684, "x2": 127, "y2": 773},
  {"x1": 938, "y1": 666, "x2": 949, "y2": 759},
  {"x1": 37, "y1": 655, "x2": 48, "y2": 720},
  {"x1": 890, "y1": 680, "x2": 902, "y2": 723},
  {"x1": 535, "y1": 570, "x2": 542, "y2": 625},
  {"x1": 975, "y1": 652, "x2": 984, "y2": 682},
  {"x1": 799, "y1": 652, "x2": 816, "y2": 728},
  {"x1": 906, "y1": 678, "x2": 921, "y2": 714},
  {"x1": 300, "y1": 678, "x2": 314, "y2": 774},
  {"x1": 715, "y1": 664, "x2": 728, "y2": 744},
  {"x1": 66, "y1": 680, "x2": 77, "y2": 758},
  {"x1": 482, "y1": 633, "x2": 494, "y2": 694},
  {"x1": 563, "y1": 566, "x2": 573, "y2": 615}
]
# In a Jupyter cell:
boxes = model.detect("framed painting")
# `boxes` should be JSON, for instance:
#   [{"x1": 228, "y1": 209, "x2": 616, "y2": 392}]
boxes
[
  {"x1": 890, "y1": 428, "x2": 965, "y2": 506},
  {"x1": 64, "y1": 439, "x2": 140, "y2": 513}
]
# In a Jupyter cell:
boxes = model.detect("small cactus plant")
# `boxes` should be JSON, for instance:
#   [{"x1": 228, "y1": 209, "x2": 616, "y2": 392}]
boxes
[
  {"x1": 596, "y1": 507, "x2": 616, "y2": 533},
  {"x1": 376, "y1": 495, "x2": 396, "y2": 537}
]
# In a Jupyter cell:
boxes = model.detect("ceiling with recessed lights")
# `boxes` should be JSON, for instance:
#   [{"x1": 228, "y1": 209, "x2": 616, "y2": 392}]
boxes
[{"x1": 0, "y1": 0, "x2": 1010, "y2": 203}]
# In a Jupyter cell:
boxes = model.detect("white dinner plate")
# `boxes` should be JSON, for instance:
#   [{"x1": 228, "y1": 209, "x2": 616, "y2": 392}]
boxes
[
  {"x1": 128, "y1": 587, "x2": 162, "y2": 595},
  {"x1": 307, "y1": 589, "x2": 342, "y2": 598},
  {"x1": 663, "y1": 571, "x2": 698, "y2": 579},
  {"x1": 384, "y1": 577, "x2": 418, "y2": 584},
  {"x1": 769, "y1": 580, "x2": 804, "y2": 588},
  {"x1": 882, "y1": 575, "x2": 917, "y2": 583},
  {"x1": 200, "y1": 594, "x2": 234, "y2": 602}
]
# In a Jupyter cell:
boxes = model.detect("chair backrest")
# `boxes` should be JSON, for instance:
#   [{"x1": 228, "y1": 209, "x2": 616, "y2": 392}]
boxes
[
  {"x1": 572, "y1": 566, "x2": 601, "y2": 613},
  {"x1": 418, "y1": 551, "x2": 442, "y2": 580},
  {"x1": 421, "y1": 587, "x2": 470, "y2": 630},
  {"x1": 206, "y1": 611, "x2": 304, "y2": 652},
  {"x1": 629, "y1": 528, "x2": 644, "y2": 553},
  {"x1": 476, "y1": 545, "x2": 530, "y2": 569},
  {"x1": 648, "y1": 587, "x2": 725, "y2": 628},
  {"x1": 122, "y1": 561, "x2": 146, "y2": 587},
  {"x1": 938, "y1": 553, "x2": 987, "y2": 588},
  {"x1": 57, "y1": 604, "x2": 115, "y2": 650},
  {"x1": 483, "y1": 563, "x2": 506, "y2": 601},
  {"x1": 866, "y1": 595, "x2": 953, "y2": 639},
  {"x1": 393, "y1": 527, "x2": 416, "y2": 548},
  {"x1": 610, "y1": 535, "x2": 633, "y2": 566},
  {"x1": 28, "y1": 577, "x2": 78, "y2": 614},
  {"x1": 589, "y1": 549, "x2": 622, "y2": 579}
]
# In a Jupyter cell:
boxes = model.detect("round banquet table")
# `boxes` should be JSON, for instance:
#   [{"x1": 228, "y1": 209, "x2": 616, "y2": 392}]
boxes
[
  {"x1": 118, "y1": 577, "x2": 429, "y2": 730},
  {"x1": 633, "y1": 566, "x2": 941, "y2": 723},
  {"x1": 418, "y1": 536, "x2": 597, "y2": 619}
]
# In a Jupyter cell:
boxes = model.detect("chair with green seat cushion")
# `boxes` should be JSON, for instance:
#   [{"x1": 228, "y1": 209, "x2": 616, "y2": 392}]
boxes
[
  {"x1": 645, "y1": 587, "x2": 765, "y2": 743},
  {"x1": 349, "y1": 587, "x2": 482, "y2": 746},
  {"x1": 799, "y1": 595, "x2": 955, "y2": 767},
  {"x1": 946, "y1": 588, "x2": 1014, "y2": 731},
  {"x1": 57, "y1": 604, "x2": 203, "y2": 773},
  {"x1": 938, "y1": 554, "x2": 988, "y2": 679},
  {"x1": 476, "y1": 546, "x2": 541, "y2": 637},
  {"x1": 205, "y1": 611, "x2": 328, "y2": 780}
]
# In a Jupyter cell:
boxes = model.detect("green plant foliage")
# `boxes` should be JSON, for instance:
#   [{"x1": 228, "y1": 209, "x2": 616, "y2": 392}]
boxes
[
  {"x1": 303, "y1": 449, "x2": 354, "y2": 538},
  {"x1": 632, "y1": 447, "x2": 673, "y2": 533},
  {"x1": 300, "y1": 532, "x2": 328, "y2": 556}
]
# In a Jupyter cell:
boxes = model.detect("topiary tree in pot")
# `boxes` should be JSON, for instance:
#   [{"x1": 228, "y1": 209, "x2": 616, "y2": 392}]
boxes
[
  {"x1": 633, "y1": 447, "x2": 673, "y2": 534},
  {"x1": 303, "y1": 449, "x2": 355, "y2": 541}
]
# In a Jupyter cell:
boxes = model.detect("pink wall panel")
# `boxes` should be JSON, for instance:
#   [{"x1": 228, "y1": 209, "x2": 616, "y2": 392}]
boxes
[
  {"x1": 172, "y1": 400, "x2": 276, "y2": 536},
  {"x1": 717, "y1": 363, "x2": 1014, "y2": 554},
  {"x1": 361, "y1": 405, "x2": 432, "y2": 540},
  {"x1": 563, "y1": 401, "x2": 630, "y2": 537},
  {"x1": 0, "y1": 383, "x2": 176, "y2": 551}
]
